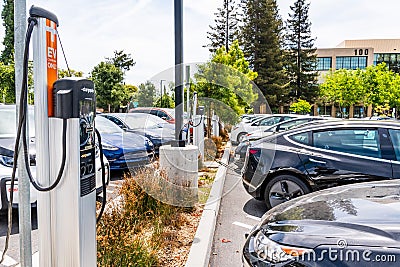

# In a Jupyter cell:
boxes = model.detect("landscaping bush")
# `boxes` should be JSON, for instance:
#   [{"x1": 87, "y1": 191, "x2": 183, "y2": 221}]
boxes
[{"x1": 96, "y1": 169, "x2": 192, "y2": 267}]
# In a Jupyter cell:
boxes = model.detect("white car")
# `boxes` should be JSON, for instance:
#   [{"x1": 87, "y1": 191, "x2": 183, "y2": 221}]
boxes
[
  {"x1": 244, "y1": 117, "x2": 331, "y2": 141},
  {"x1": 230, "y1": 114, "x2": 305, "y2": 144},
  {"x1": 0, "y1": 105, "x2": 110, "y2": 212},
  {"x1": 2, "y1": 154, "x2": 109, "y2": 211}
]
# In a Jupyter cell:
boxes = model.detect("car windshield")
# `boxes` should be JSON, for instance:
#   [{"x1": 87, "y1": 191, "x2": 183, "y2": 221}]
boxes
[
  {"x1": 169, "y1": 109, "x2": 175, "y2": 118},
  {"x1": 0, "y1": 108, "x2": 35, "y2": 138},
  {"x1": 95, "y1": 116, "x2": 123, "y2": 134},
  {"x1": 121, "y1": 115, "x2": 160, "y2": 129},
  {"x1": 272, "y1": 119, "x2": 311, "y2": 132}
]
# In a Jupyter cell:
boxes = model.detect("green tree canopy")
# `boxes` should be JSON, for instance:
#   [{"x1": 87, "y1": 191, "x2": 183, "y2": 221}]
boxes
[
  {"x1": 205, "y1": 0, "x2": 240, "y2": 53},
  {"x1": 58, "y1": 68, "x2": 83, "y2": 78},
  {"x1": 285, "y1": 0, "x2": 318, "y2": 102},
  {"x1": 106, "y1": 50, "x2": 135, "y2": 71},
  {"x1": 241, "y1": 0, "x2": 289, "y2": 109},
  {"x1": 319, "y1": 63, "x2": 400, "y2": 111},
  {"x1": 90, "y1": 62, "x2": 124, "y2": 112},
  {"x1": 1, "y1": 0, "x2": 14, "y2": 64},
  {"x1": 137, "y1": 81, "x2": 156, "y2": 107},
  {"x1": 194, "y1": 40, "x2": 258, "y2": 122},
  {"x1": 154, "y1": 94, "x2": 174, "y2": 108},
  {"x1": 0, "y1": 61, "x2": 15, "y2": 103},
  {"x1": 91, "y1": 50, "x2": 135, "y2": 111},
  {"x1": 289, "y1": 99, "x2": 311, "y2": 114},
  {"x1": 121, "y1": 84, "x2": 138, "y2": 108}
]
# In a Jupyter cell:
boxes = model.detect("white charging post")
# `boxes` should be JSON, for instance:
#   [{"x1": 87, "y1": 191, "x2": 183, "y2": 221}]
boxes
[
  {"x1": 31, "y1": 6, "x2": 97, "y2": 267},
  {"x1": 192, "y1": 93, "x2": 204, "y2": 163}
]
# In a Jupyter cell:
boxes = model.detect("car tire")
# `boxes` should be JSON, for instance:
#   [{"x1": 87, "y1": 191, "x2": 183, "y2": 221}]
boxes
[
  {"x1": 264, "y1": 175, "x2": 310, "y2": 209},
  {"x1": 237, "y1": 132, "x2": 247, "y2": 143}
]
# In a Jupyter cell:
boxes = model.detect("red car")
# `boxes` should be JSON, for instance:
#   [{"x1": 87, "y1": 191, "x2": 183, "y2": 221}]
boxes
[{"x1": 128, "y1": 107, "x2": 175, "y2": 124}]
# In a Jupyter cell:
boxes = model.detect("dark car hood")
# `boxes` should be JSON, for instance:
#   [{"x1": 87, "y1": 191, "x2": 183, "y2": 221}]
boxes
[
  {"x1": 101, "y1": 132, "x2": 147, "y2": 151},
  {"x1": 260, "y1": 180, "x2": 400, "y2": 248}
]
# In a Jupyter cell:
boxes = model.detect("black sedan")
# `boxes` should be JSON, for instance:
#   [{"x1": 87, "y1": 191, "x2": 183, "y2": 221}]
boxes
[
  {"x1": 242, "y1": 120, "x2": 400, "y2": 208},
  {"x1": 100, "y1": 113, "x2": 175, "y2": 155},
  {"x1": 243, "y1": 179, "x2": 400, "y2": 267}
]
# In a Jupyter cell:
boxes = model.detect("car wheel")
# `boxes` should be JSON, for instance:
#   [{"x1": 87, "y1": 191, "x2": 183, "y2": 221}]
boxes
[
  {"x1": 264, "y1": 175, "x2": 310, "y2": 209},
  {"x1": 237, "y1": 132, "x2": 247, "y2": 143}
]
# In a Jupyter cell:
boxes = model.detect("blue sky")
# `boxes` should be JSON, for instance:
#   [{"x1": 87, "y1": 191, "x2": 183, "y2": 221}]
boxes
[{"x1": 3, "y1": 0, "x2": 398, "y2": 86}]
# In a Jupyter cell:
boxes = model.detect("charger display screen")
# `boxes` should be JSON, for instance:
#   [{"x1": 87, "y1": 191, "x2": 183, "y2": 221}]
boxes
[{"x1": 79, "y1": 99, "x2": 95, "y2": 148}]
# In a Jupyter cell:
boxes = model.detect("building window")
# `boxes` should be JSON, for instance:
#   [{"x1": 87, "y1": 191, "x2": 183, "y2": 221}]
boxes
[
  {"x1": 336, "y1": 56, "x2": 367, "y2": 70},
  {"x1": 316, "y1": 57, "x2": 332, "y2": 71},
  {"x1": 373, "y1": 53, "x2": 400, "y2": 73}
]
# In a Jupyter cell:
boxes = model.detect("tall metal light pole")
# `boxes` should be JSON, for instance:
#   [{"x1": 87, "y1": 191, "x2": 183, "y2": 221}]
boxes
[
  {"x1": 160, "y1": 79, "x2": 165, "y2": 107},
  {"x1": 174, "y1": 0, "x2": 184, "y2": 146},
  {"x1": 15, "y1": 0, "x2": 32, "y2": 266}
]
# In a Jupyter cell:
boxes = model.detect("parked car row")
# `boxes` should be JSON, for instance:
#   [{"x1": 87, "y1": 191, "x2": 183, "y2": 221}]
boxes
[
  {"x1": 231, "y1": 114, "x2": 301, "y2": 144},
  {"x1": 100, "y1": 113, "x2": 175, "y2": 155},
  {"x1": 235, "y1": 114, "x2": 400, "y2": 266},
  {"x1": 0, "y1": 105, "x2": 178, "y2": 212}
]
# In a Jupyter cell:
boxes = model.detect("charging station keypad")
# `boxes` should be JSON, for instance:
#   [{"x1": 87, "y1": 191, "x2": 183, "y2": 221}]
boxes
[{"x1": 53, "y1": 78, "x2": 97, "y2": 196}]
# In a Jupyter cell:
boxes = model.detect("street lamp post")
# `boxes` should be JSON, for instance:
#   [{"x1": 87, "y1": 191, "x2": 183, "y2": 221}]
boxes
[
  {"x1": 174, "y1": 0, "x2": 184, "y2": 146},
  {"x1": 160, "y1": 79, "x2": 165, "y2": 107}
]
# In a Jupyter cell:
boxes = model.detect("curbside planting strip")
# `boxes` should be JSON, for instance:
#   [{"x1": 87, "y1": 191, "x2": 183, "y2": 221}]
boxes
[{"x1": 185, "y1": 143, "x2": 231, "y2": 267}]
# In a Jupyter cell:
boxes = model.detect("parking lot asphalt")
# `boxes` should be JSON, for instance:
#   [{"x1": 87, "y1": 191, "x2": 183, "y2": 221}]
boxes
[{"x1": 209, "y1": 154, "x2": 268, "y2": 267}]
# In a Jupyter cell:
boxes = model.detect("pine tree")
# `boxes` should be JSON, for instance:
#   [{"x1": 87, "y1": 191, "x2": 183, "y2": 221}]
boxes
[
  {"x1": 285, "y1": 0, "x2": 318, "y2": 102},
  {"x1": 1, "y1": 0, "x2": 14, "y2": 64},
  {"x1": 241, "y1": 0, "x2": 289, "y2": 110},
  {"x1": 205, "y1": 0, "x2": 240, "y2": 53}
]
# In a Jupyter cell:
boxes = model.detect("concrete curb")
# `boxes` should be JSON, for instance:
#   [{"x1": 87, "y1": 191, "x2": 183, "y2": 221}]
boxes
[{"x1": 185, "y1": 143, "x2": 231, "y2": 267}]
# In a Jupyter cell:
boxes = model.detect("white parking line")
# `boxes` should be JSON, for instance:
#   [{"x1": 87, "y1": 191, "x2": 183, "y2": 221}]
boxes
[
  {"x1": 246, "y1": 215, "x2": 262, "y2": 222},
  {"x1": 2, "y1": 255, "x2": 18, "y2": 266},
  {"x1": 16, "y1": 251, "x2": 39, "y2": 267},
  {"x1": 232, "y1": 221, "x2": 253, "y2": 230}
]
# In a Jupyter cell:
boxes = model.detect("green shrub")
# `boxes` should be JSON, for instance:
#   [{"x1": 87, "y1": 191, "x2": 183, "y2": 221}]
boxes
[{"x1": 96, "y1": 169, "x2": 191, "y2": 266}]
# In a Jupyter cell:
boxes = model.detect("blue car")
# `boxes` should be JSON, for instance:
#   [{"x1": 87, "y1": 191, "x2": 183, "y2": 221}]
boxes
[
  {"x1": 100, "y1": 113, "x2": 175, "y2": 155},
  {"x1": 95, "y1": 116, "x2": 154, "y2": 170}
]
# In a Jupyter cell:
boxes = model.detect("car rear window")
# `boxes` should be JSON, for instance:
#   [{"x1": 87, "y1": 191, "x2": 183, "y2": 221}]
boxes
[
  {"x1": 312, "y1": 129, "x2": 381, "y2": 158},
  {"x1": 258, "y1": 116, "x2": 281, "y2": 126},
  {"x1": 288, "y1": 132, "x2": 310, "y2": 145},
  {"x1": 388, "y1": 129, "x2": 400, "y2": 160}
]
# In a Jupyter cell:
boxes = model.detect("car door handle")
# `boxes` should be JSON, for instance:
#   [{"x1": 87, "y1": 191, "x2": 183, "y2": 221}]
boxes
[
  {"x1": 315, "y1": 166, "x2": 338, "y2": 174},
  {"x1": 309, "y1": 158, "x2": 326, "y2": 165}
]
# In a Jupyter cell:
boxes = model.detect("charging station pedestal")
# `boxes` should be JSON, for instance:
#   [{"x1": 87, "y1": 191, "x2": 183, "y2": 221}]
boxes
[{"x1": 31, "y1": 7, "x2": 97, "y2": 267}]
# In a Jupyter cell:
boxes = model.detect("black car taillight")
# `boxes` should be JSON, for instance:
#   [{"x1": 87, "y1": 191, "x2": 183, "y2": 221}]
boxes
[{"x1": 249, "y1": 148, "x2": 261, "y2": 160}]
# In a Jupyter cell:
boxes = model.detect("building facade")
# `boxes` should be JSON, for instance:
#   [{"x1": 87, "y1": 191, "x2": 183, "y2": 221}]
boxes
[{"x1": 314, "y1": 39, "x2": 400, "y2": 118}]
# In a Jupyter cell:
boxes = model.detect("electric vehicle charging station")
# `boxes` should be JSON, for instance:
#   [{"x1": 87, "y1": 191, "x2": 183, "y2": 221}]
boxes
[
  {"x1": 29, "y1": 6, "x2": 97, "y2": 267},
  {"x1": 191, "y1": 93, "x2": 204, "y2": 163}
]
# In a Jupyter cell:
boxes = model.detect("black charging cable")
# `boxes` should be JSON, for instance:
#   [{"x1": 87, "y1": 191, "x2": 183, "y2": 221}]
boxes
[
  {"x1": 17, "y1": 17, "x2": 68, "y2": 192},
  {"x1": 190, "y1": 115, "x2": 204, "y2": 128},
  {"x1": 95, "y1": 129, "x2": 107, "y2": 223},
  {"x1": 1, "y1": 17, "x2": 68, "y2": 263}
]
